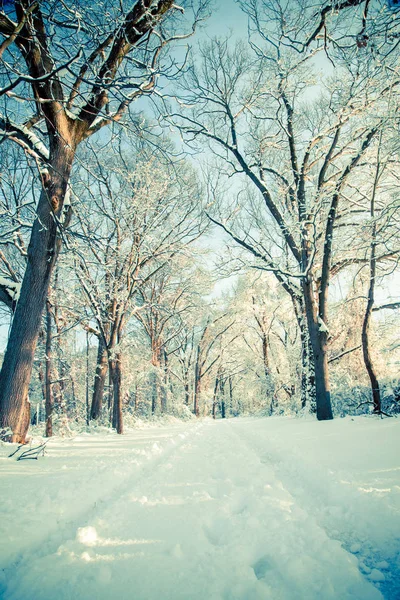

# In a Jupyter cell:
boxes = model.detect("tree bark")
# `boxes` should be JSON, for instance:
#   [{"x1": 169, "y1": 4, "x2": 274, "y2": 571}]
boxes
[
  {"x1": 0, "y1": 146, "x2": 74, "y2": 442},
  {"x1": 110, "y1": 354, "x2": 123, "y2": 434},
  {"x1": 184, "y1": 378, "x2": 190, "y2": 406},
  {"x1": 291, "y1": 297, "x2": 315, "y2": 410},
  {"x1": 303, "y1": 280, "x2": 333, "y2": 421},
  {"x1": 90, "y1": 336, "x2": 108, "y2": 420}
]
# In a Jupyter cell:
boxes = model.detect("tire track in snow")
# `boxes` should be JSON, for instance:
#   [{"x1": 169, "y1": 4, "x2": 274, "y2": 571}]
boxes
[
  {"x1": 0, "y1": 421, "x2": 203, "y2": 599},
  {"x1": 228, "y1": 418, "x2": 395, "y2": 599},
  {"x1": 2, "y1": 419, "x2": 384, "y2": 600},
  {"x1": 198, "y1": 420, "x2": 383, "y2": 600}
]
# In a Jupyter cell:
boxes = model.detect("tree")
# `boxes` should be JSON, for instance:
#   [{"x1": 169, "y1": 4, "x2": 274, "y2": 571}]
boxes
[
  {"x1": 71, "y1": 135, "x2": 203, "y2": 432},
  {"x1": 169, "y1": 7, "x2": 399, "y2": 419},
  {"x1": 192, "y1": 314, "x2": 234, "y2": 416},
  {"x1": 0, "y1": 0, "x2": 208, "y2": 442},
  {"x1": 134, "y1": 261, "x2": 202, "y2": 414}
]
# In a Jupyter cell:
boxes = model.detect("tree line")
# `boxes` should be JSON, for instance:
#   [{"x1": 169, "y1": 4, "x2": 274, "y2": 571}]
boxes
[{"x1": 0, "y1": 0, "x2": 399, "y2": 441}]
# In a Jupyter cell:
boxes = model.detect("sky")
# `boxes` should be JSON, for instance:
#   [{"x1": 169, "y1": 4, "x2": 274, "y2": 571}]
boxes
[
  {"x1": 0, "y1": 1, "x2": 399, "y2": 351},
  {"x1": 0, "y1": 1, "x2": 248, "y2": 352}
]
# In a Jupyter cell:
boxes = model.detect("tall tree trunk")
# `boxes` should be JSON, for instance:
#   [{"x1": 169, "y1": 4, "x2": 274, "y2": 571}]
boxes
[
  {"x1": 0, "y1": 147, "x2": 74, "y2": 442},
  {"x1": 292, "y1": 297, "x2": 315, "y2": 410},
  {"x1": 299, "y1": 321, "x2": 312, "y2": 410},
  {"x1": 303, "y1": 280, "x2": 333, "y2": 421},
  {"x1": 90, "y1": 336, "x2": 108, "y2": 420},
  {"x1": 305, "y1": 337, "x2": 317, "y2": 413},
  {"x1": 110, "y1": 354, "x2": 123, "y2": 434},
  {"x1": 45, "y1": 299, "x2": 54, "y2": 438}
]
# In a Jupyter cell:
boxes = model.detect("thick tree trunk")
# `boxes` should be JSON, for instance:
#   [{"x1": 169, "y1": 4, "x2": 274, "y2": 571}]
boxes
[
  {"x1": 0, "y1": 148, "x2": 74, "y2": 442},
  {"x1": 292, "y1": 298, "x2": 315, "y2": 410},
  {"x1": 110, "y1": 355, "x2": 123, "y2": 434},
  {"x1": 299, "y1": 322, "x2": 310, "y2": 409},
  {"x1": 303, "y1": 281, "x2": 333, "y2": 421},
  {"x1": 90, "y1": 336, "x2": 108, "y2": 420},
  {"x1": 45, "y1": 299, "x2": 54, "y2": 437},
  {"x1": 306, "y1": 337, "x2": 316, "y2": 412},
  {"x1": 290, "y1": 296, "x2": 314, "y2": 410}
]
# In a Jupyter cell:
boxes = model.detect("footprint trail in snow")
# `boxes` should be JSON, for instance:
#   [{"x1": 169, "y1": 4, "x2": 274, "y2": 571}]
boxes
[{"x1": 1, "y1": 417, "x2": 399, "y2": 600}]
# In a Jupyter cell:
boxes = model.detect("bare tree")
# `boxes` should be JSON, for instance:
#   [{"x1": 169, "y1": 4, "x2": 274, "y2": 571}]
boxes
[
  {"x1": 0, "y1": 0, "x2": 209, "y2": 441},
  {"x1": 168, "y1": 8, "x2": 399, "y2": 419},
  {"x1": 135, "y1": 262, "x2": 201, "y2": 414},
  {"x1": 71, "y1": 137, "x2": 203, "y2": 432},
  {"x1": 192, "y1": 314, "x2": 234, "y2": 416}
]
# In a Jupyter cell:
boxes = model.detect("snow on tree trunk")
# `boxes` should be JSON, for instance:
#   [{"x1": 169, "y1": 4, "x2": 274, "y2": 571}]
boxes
[{"x1": 303, "y1": 281, "x2": 333, "y2": 421}]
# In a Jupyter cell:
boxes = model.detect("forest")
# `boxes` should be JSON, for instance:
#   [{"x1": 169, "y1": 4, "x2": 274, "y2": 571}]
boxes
[{"x1": 0, "y1": 0, "x2": 399, "y2": 442}]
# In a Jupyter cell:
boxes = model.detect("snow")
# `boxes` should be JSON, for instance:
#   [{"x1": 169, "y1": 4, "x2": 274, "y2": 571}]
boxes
[
  {"x1": 0, "y1": 276, "x2": 20, "y2": 301},
  {"x1": 18, "y1": 124, "x2": 50, "y2": 160},
  {"x1": 0, "y1": 416, "x2": 399, "y2": 600},
  {"x1": 318, "y1": 315, "x2": 330, "y2": 333}
]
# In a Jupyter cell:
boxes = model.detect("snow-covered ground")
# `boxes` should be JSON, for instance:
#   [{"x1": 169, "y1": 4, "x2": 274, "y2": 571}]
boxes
[{"x1": 0, "y1": 416, "x2": 399, "y2": 600}]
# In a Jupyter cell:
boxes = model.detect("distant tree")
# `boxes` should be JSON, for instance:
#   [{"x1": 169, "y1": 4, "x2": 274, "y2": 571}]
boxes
[
  {"x1": 72, "y1": 138, "x2": 203, "y2": 432},
  {"x1": 135, "y1": 261, "x2": 202, "y2": 414}
]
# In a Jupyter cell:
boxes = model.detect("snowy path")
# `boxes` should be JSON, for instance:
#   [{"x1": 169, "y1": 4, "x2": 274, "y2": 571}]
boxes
[{"x1": 1, "y1": 417, "x2": 399, "y2": 600}]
